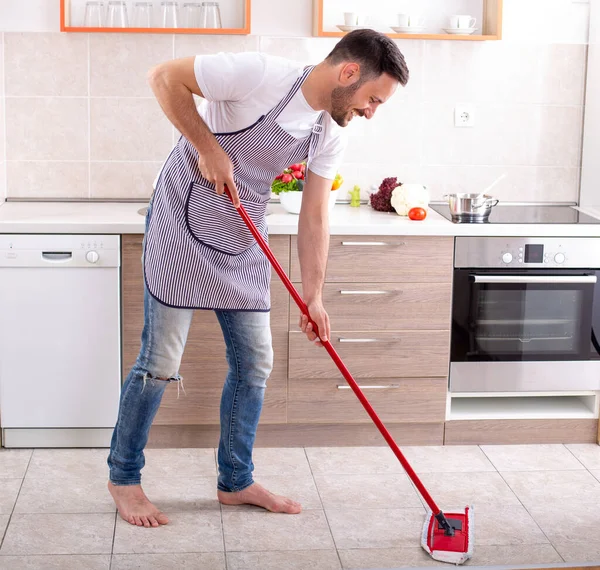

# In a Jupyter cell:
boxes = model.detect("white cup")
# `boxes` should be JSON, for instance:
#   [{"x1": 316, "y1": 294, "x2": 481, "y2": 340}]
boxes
[
  {"x1": 344, "y1": 12, "x2": 362, "y2": 26},
  {"x1": 449, "y1": 14, "x2": 476, "y2": 29},
  {"x1": 398, "y1": 13, "x2": 424, "y2": 27}
]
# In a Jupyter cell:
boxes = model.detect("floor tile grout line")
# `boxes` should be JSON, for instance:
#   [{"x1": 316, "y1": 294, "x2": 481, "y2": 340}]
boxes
[
  {"x1": 109, "y1": 510, "x2": 117, "y2": 568},
  {"x1": 563, "y1": 443, "x2": 595, "y2": 471},
  {"x1": 493, "y1": 468, "x2": 556, "y2": 549},
  {"x1": 302, "y1": 447, "x2": 342, "y2": 569},
  {"x1": 0, "y1": 450, "x2": 33, "y2": 552},
  {"x1": 553, "y1": 542, "x2": 568, "y2": 564},
  {"x1": 478, "y1": 444, "x2": 579, "y2": 554},
  {"x1": 214, "y1": 447, "x2": 229, "y2": 570}
]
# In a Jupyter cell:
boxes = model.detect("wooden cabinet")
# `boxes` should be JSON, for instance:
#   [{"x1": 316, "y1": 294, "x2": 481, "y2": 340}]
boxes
[
  {"x1": 121, "y1": 234, "x2": 289, "y2": 426},
  {"x1": 60, "y1": 0, "x2": 251, "y2": 34},
  {"x1": 122, "y1": 233, "x2": 454, "y2": 447},
  {"x1": 288, "y1": 234, "x2": 453, "y2": 435},
  {"x1": 313, "y1": 0, "x2": 503, "y2": 41}
]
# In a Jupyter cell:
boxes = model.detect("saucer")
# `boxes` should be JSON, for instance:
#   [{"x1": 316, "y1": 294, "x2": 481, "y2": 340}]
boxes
[
  {"x1": 391, "y1": 25, "x2": 426, "y2": 34},
  {"x1": 337, "y1": 24, "x2": 367, "y2": 32},
  {"x1": 443, "y1": 27, "x2": 478, "y2": 35}
]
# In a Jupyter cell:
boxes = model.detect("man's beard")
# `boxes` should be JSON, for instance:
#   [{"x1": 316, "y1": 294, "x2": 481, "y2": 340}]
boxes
[{"x1": 330, "y1": 81, "x2": 363, "y2": 127}]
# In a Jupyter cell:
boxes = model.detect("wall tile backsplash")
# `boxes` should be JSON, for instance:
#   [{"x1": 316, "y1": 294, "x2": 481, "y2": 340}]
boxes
[{"x1": 0, "y1": 29, "x2": 588, "y2": 203}]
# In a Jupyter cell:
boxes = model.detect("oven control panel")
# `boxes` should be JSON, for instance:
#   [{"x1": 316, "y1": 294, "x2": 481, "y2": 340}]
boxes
[{"x1": 454, "y1": 237, "x2": 600, "y2": 269}]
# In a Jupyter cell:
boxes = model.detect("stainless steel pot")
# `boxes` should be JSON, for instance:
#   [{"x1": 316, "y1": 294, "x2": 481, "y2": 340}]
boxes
[{"x1": 442, "y1": 193, "x2": 499, "y2": 219}]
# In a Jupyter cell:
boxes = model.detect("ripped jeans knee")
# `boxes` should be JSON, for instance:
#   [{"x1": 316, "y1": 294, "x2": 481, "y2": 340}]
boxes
[{"x1": 139, "y1": 368, "x2": 186, "y2": 399}]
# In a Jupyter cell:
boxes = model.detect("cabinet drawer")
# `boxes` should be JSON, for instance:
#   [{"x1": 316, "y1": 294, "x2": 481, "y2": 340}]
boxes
[
  {"x1": 290, "y1": 236, "x2": 453, "y2": 283},
  {"x1": 288, "y1": 377, "x2": 447, "y2": 424},
  {"x1": 288, "y1": 282, "x2": 451, "y2": 330},
  {"x1": 289, "y1": 330, "x2": 450, "y2": 379}
]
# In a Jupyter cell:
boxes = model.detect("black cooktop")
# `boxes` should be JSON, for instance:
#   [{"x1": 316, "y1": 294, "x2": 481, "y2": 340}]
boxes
[{"x1": 429, "y1": 204, "x2": 600, "y2": 224}]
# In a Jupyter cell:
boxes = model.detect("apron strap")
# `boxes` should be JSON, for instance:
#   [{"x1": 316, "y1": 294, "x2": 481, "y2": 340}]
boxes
[{"x1": 269, "y1": 65, "x2": 316, "y2": 121}]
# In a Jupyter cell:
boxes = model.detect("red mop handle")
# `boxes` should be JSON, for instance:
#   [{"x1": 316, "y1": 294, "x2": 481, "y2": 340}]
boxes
[{"x1": 225, "y1": 187, "x2": 442, "y2": 516}]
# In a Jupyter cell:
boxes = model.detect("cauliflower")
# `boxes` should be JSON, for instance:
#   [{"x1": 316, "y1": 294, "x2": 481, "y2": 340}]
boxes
[{"x1": 391, "y1": 184, "x2": 429, "y2": 216}]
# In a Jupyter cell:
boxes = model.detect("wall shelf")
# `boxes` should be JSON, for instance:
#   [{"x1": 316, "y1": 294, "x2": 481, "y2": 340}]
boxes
[
  {"x1": 60, "y1": 0, "x2": 251, "y2": 34},
  {"x1": 313, "y1": 0, "x2": 502, "y2": 41}
]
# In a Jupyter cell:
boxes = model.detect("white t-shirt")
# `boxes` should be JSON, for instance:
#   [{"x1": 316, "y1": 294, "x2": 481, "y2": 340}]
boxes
[{"x1": 193, "y1": 51, "x2": 347, "y2": 180}]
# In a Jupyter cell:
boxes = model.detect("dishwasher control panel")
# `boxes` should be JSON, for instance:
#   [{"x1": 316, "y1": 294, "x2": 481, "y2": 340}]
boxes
[{"x1": 0, "y1": 235, "x2": 120, "y2": 268}]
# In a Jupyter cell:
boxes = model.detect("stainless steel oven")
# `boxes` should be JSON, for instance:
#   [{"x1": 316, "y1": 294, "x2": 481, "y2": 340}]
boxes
[{"x1": 450, "y1": 237, "x2": 600, "y2": 392}]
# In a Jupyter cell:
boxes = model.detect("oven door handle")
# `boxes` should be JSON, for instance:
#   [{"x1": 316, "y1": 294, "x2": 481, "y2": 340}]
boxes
[{"x1": 470, "y1": 275, "x2": 597, "y2": 284}]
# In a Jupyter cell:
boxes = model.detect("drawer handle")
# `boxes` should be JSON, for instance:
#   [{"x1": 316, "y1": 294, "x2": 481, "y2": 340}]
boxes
[
  {"x1": 341, "y1": 241, "x2": 405, "y2": 246},
  {"x1": 337, "y1": 384, "x2": 400, "y2": 390},
  {"x1": 338, "y1": 338, "x2": 379, "y2": 343},
  {"x1": 340, "y1": 290, "x2": 388, "y2": 295}
]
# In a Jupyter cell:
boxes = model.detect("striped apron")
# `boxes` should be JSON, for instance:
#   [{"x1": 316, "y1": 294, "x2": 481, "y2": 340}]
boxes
[{"x1": 144, "y1": 66, "x2": 324, "y2": 311}]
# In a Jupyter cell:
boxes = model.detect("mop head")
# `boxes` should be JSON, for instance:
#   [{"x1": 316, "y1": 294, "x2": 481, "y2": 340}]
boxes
[{"x1": 421, "y1": 506, "x2": 474, "y2": 565}]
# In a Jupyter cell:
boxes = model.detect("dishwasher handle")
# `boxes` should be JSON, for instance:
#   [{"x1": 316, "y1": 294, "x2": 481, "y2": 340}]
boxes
[{"x1": 41, "y1": 252, "x2": 73, "y2": 263}]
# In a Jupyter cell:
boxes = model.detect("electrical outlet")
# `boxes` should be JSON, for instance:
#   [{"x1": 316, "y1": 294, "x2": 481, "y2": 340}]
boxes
[{"x1": 454, "y1": 105, "x2": 475, "y2": 127}]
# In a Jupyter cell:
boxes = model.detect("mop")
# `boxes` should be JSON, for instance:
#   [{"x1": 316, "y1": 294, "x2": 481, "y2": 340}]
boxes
[{"x1": 225, "y1": 187, "x2": 474, "y2": 565}]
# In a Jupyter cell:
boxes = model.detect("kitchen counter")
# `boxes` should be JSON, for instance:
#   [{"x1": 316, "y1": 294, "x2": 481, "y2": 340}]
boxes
[{"x1": 1, "y1": 200, "x2": 600, "y2": 236}]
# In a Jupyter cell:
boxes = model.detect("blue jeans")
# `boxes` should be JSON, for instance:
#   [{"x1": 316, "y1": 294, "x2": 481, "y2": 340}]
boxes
[{"x1": 107, "y1": 281, "x2": 274, "y2": 492}]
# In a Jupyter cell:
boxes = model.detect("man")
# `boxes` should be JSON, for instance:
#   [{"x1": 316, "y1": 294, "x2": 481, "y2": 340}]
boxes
[{"x1": 107, "y1": 29, "x2": 409, "y2": 528}]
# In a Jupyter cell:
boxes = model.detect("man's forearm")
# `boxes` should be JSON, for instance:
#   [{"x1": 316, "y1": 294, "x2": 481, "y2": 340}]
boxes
[
  {"x1": 297, "y1": 212, "x2": 329, "y2": 304},
  {"x1": 148, "y1": 66, "x2": 216, "y2": 154}
]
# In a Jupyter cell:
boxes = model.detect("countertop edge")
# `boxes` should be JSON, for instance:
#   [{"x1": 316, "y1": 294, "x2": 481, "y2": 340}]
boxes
[{"x1": 1, "y1": 202, "x2": 600, "y2": 237}]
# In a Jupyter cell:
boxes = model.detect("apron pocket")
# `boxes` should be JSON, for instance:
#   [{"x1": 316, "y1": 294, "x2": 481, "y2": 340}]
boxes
[{"x1": 185, "y1": 182, "x2": 264, "y2": 256}]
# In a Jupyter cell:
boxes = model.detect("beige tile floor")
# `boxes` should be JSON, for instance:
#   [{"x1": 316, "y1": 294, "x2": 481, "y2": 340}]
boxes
[{"x1": 0, "y1": 443, "x2": 599, "y2": 569}]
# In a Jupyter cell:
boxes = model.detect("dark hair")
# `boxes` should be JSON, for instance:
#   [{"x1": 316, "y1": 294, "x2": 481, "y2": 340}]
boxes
[{"x1": 325, "y1": 29, "x2": 409, "y2": 87}]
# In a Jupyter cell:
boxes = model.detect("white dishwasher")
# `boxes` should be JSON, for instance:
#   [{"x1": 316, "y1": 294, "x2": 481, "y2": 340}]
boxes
[{"x1": 0, "y1": 235, "x2": 121, "y2": 448}]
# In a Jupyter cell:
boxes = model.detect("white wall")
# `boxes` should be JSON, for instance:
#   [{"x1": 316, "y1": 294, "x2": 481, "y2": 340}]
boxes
[
  {"x1": 580, "y1": 0, "x2": 599, "y2": 206},
  {"x1": 0, "y1": 0, "x2": 593, "y2": 204}
]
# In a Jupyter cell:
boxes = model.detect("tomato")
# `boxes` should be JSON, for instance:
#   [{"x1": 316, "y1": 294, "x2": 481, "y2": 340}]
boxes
[
  {"x1": 290, "y1": 163, "x2": 302, "y2": 171},
  {"x1": 408, "y1": 207, "x2": 427, "y2": 221},
  {"x1": 281, "y1": 173, "x2": 293, "y2": 183},
  {"x1": 292, "y1": 170, "x2": 303, "y2": 179}
]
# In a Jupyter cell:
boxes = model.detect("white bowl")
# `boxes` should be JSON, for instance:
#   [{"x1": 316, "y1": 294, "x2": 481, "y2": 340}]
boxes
[{"x1": 279, "y1": 190, "x2": 339, "y2": 215}]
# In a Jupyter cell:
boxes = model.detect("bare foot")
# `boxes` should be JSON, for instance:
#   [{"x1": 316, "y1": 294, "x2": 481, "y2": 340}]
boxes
[
  {"x1": 108, "y1": 481, "x2": 169, "y2": 528},
  {"x1": 218, "y1": 482, "x2": 302, "y2": 514}
]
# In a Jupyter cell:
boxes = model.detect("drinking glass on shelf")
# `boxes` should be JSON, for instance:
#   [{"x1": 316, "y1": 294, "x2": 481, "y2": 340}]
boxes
[
  {"x1": 183, "y1": 2, "x2": 203, "y2": 27},
  {"x1": 161, "y1": 1, "x2": 179, "y2": 27},
  {"x1": 107, "y1": 0, "x2": 129, "y2": 27},
  {"x1": 83, "y1": 1, "x2": 105, "y2": 27},
  {"x1": 201, "y1": 1, "x2": 222, "y2": 28},
  {"x1": 132, "y1": 1, "x2": 154, "y2": 27}
]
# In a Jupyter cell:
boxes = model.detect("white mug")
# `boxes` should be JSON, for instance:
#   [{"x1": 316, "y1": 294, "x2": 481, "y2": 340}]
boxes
[
  {"x1": 398, "y1": 13, "x2": 424, "y2": 27},
  {"x1": 450, "y1": 14, "x2": 476, "y2": 29},
  {"x1": 344, "y1": 12, "x2": 362, "y2": 26}
]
